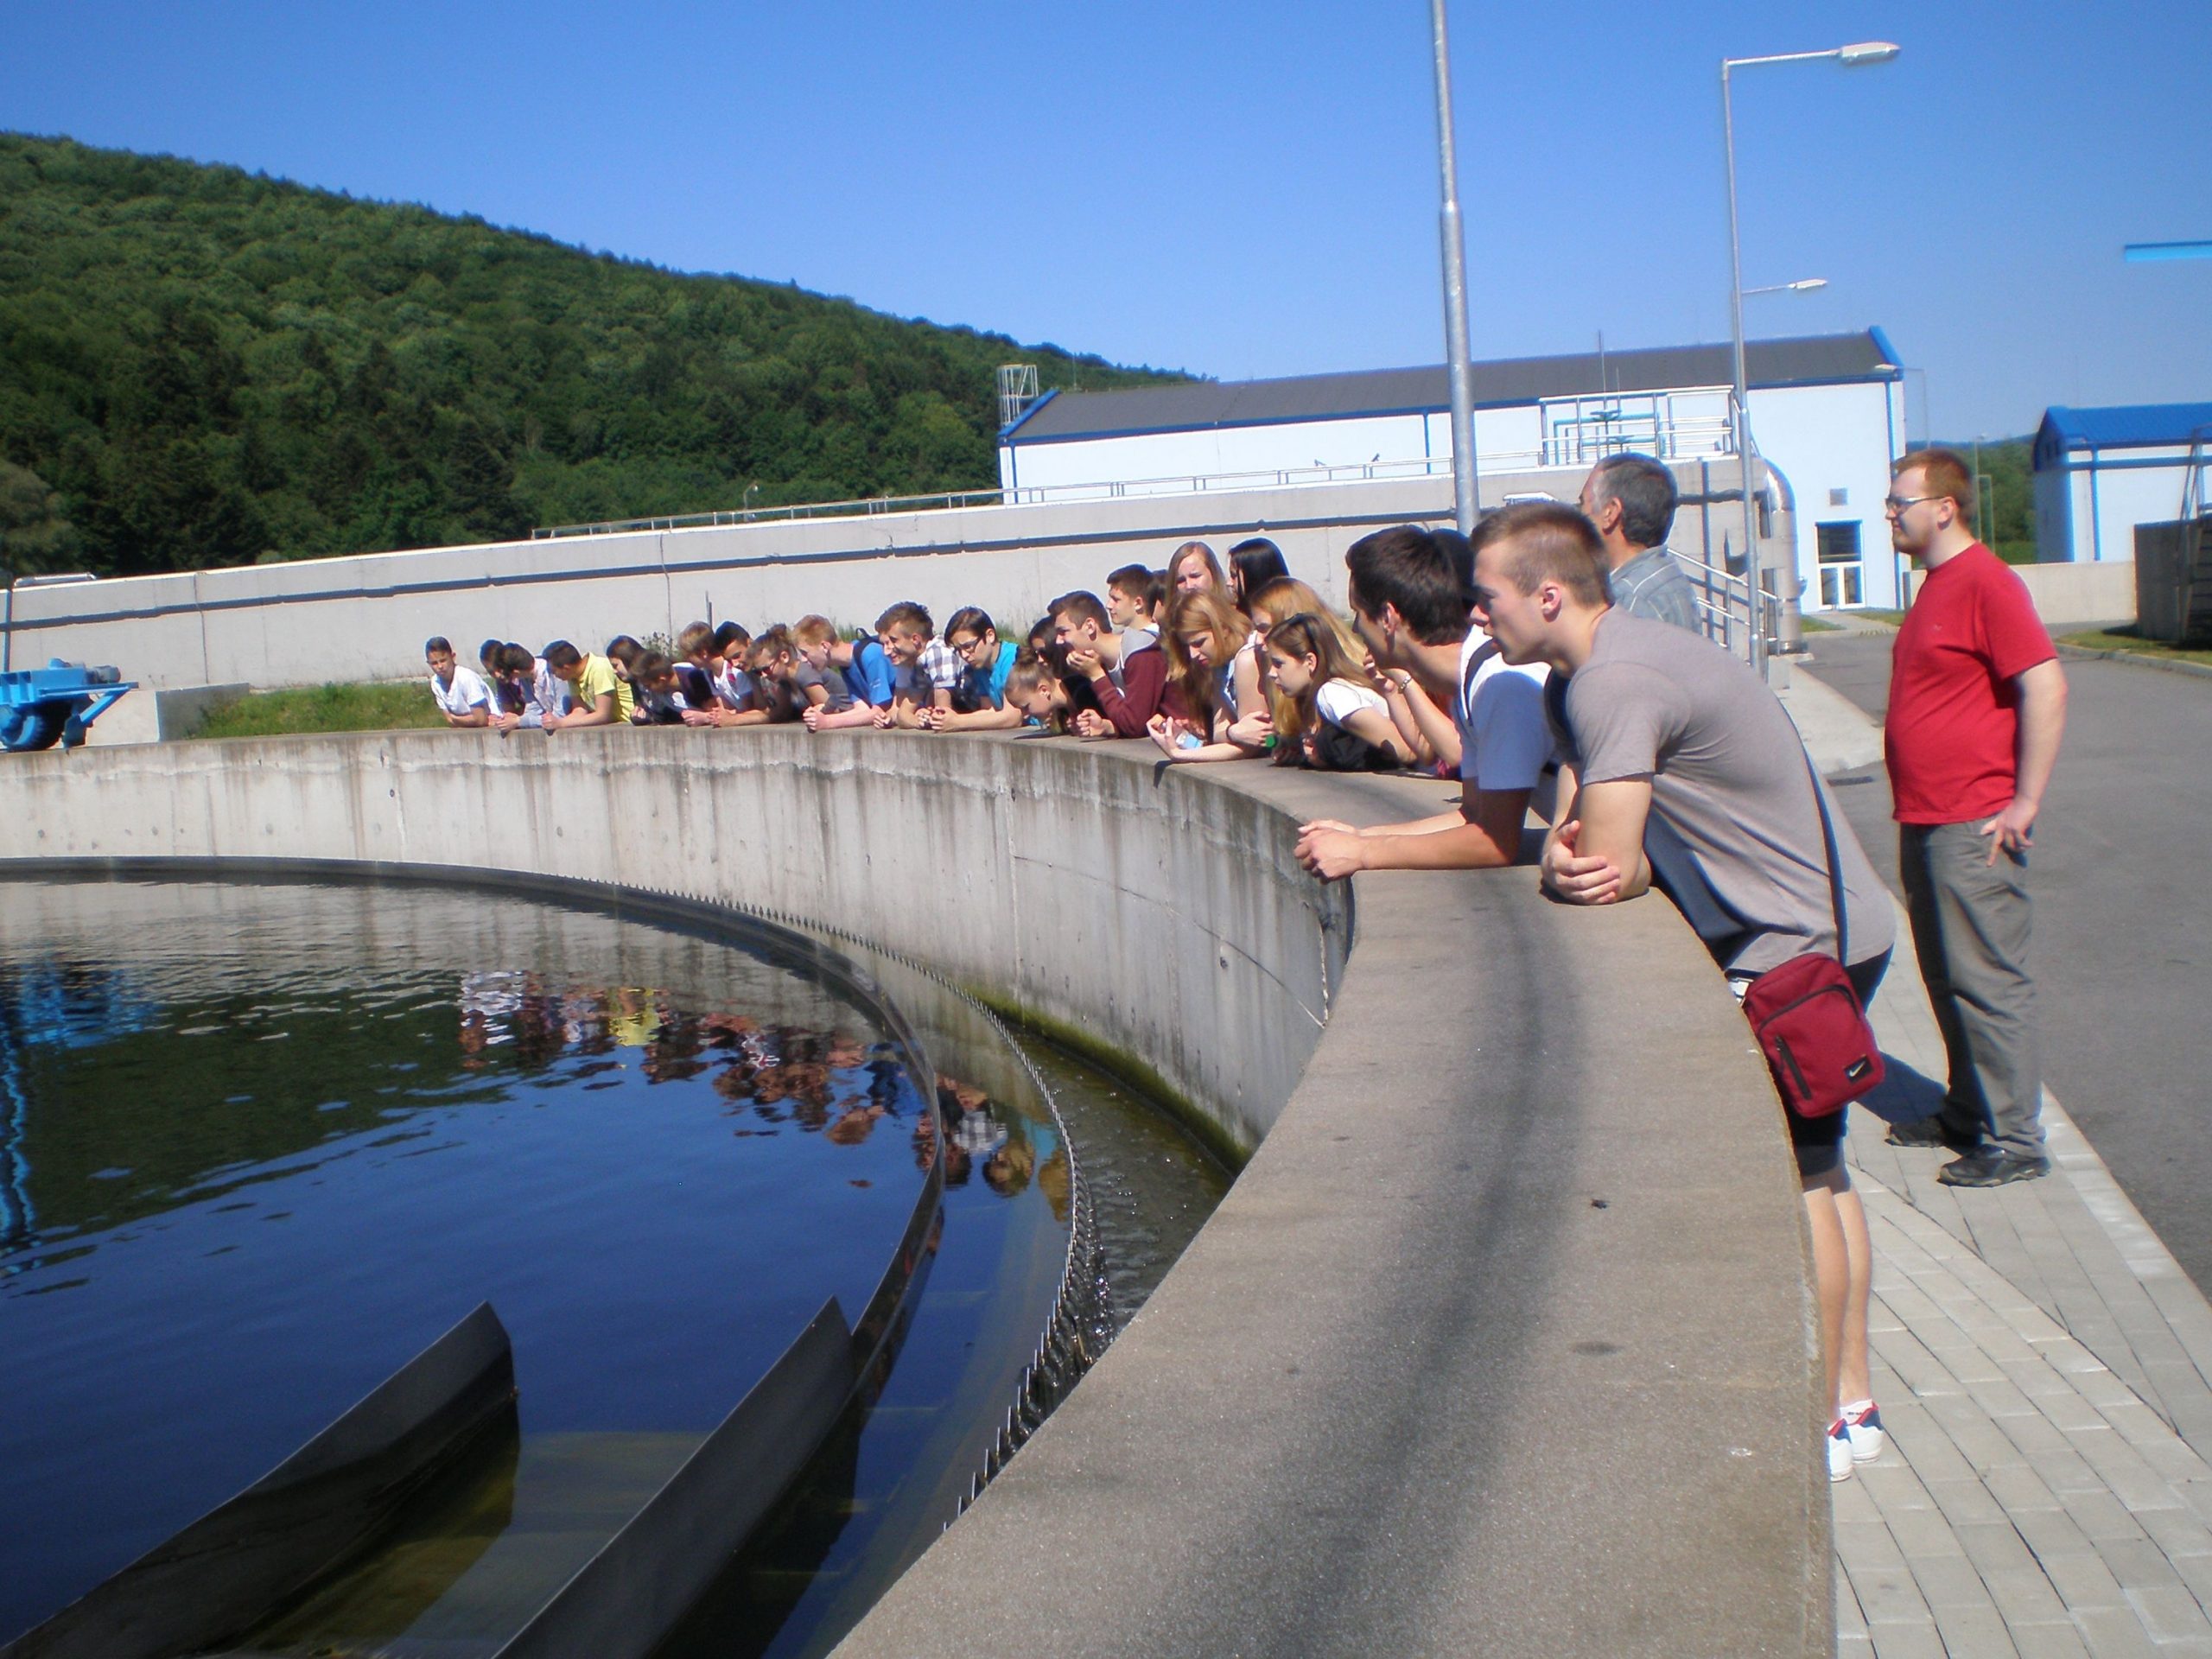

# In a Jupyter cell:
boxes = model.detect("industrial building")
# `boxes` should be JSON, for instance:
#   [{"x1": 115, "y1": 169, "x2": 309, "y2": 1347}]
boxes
[
  {"x1": 2032, "y1": 403, "x2": 2212, "y2": 563},
  {"x1": 998, "y1": 329, "x2": 1910, "y2": 612}
]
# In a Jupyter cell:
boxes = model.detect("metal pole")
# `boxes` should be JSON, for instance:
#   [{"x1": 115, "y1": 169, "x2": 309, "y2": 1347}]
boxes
[
  {"x1": 1981, "y1": 435, "x2": 1999, "y2": 546},
  {"x1": 1721, "y1": 60, "x2": 1765, "y2": 677},
  {"x1": 1430, "y1": 0, "x2": 1478, "y2": 535}
]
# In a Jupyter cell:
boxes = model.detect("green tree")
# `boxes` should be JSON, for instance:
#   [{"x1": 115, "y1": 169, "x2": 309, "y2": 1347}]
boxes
[
  {"x1": 0, "y1": 461, "x2": 82, "y2": 574},
  {"x1": 0, "y1": 131, "x2": 1184, "y2": 575}
]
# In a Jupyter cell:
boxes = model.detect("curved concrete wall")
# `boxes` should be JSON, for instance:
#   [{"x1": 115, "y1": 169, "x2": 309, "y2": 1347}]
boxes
[{"x1": 0, "y1": 729, "x2": 1831, "y2": 1656}]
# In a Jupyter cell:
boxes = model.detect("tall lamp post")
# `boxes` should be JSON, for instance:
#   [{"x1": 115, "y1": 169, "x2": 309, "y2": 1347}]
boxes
[
  {"x1": 1430, "y1": 0, "x2": 1478, "y2": 536},
  {"x1": 1723, "y1": 40, "x2": 1898, "y2": 677}
]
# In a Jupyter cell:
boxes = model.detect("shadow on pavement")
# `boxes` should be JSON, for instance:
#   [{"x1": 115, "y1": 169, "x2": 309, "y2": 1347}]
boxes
[{"x1": 1857, "y1": 1056, "x2": 1944, "y2": 1128}]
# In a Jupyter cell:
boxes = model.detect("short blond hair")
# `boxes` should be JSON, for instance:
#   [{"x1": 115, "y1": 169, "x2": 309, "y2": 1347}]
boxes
[
  {"x1": 1895, "y1": 448, "x2": 1976, "y2": 522},
  {"x1": 1488, "y1": 501, "x2": 1609, "y2": 609}
]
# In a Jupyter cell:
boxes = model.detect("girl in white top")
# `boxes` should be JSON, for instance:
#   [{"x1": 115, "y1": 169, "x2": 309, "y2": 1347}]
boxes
[{"x1": 1262, "y1": 612, "x2": 1417, "y2": 771}]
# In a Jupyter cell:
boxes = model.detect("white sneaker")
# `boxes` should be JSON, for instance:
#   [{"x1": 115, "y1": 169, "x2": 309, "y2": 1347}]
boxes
[
  {"x1": 1840, "y1": 1400, "x2": 1885, "y2": 1465},
  {"x1": 1827, "y1": 1418, "x2": 1853, "y2": 1482}
]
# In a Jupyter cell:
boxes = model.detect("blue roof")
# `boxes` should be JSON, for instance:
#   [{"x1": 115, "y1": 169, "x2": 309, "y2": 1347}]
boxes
[{"x1": 2035, "y1": 403, "x2": 2212, "y2": 469}]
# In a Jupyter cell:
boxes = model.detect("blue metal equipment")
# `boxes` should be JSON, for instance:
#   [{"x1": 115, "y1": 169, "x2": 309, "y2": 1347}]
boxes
[{"x1": 0, "y1": 660, "x2": 136, "y2": 753}]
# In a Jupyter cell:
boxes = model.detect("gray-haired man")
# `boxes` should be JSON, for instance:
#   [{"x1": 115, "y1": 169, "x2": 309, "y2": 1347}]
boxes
[{"x1": 1580, "y1": 454, "x2": 1701, "y2": 636}]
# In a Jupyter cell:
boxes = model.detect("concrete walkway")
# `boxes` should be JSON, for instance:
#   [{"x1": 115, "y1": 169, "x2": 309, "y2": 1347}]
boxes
[{"x1": 1783, "y1": 669, "x2": 2212, "y2": 1657}]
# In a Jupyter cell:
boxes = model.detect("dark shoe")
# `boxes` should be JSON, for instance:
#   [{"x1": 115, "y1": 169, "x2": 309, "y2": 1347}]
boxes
[
  {"x1": 1886, "y1": 1116, "x2": 1977, "y2": 1153},
  {"x1": 1937, "y1": 1148, "x2": 2051, "y2": 1188}
]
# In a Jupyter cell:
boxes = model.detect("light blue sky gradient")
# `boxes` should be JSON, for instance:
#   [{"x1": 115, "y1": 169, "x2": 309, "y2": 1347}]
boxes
[{"x1": 7, "y1": 0, "x2": 2208, "y2": 439}]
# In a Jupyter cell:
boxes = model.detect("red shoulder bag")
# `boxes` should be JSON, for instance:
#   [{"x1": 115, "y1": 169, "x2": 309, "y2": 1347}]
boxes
[{"x1": 1738, "y1": 752, "x2": 1885, "y2": 1119}]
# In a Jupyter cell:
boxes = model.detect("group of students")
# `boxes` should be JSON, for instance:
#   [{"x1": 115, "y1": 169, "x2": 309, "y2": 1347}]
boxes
[
  {"x1": 423, "y1": 534, "x2": 1464, "y2": 774},
  {"x1": 426, "y1": 447, "x2": 2064, "y2": 1491}
]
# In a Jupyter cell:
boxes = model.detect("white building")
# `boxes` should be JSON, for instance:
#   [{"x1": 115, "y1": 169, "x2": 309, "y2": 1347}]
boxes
[
  {"x1": 998, "y1": 330, "x2": 1910, "y2": 611},
  {"x1": 2032, "y1": 403, "x2": 2212, "y2": 563}
]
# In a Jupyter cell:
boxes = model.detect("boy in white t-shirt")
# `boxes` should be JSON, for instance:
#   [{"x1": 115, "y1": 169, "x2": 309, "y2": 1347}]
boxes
[
  {"x1": 1294, "y1": 523, "x2": 1554, "y2": 880},
  {"x1": 425, "y1": 637, "x2": 493, "y2": 729}
]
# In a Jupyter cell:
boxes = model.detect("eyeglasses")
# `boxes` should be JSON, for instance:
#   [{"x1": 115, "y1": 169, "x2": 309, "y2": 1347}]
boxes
[
  {"x1": 1883, "y1": 494, "x2": 1936, "y2": 516},
  {"x1": 950, "y1": 635, "x2": 988, "y2": 656}
]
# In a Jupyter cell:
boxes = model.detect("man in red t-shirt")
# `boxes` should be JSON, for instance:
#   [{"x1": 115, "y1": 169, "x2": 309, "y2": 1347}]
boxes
[{"x1": 1882, "y1": 448, "x2": 2069, "y2": 1187}]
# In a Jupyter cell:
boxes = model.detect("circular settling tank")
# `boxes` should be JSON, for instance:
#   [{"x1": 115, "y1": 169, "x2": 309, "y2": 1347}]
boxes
[{"x1": 0, "y1": 874, "x2": 1228, "y2": 1659}]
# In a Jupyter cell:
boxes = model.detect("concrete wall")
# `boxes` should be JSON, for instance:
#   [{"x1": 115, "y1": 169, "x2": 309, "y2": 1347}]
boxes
[
  {"x1": 80, "y1": 683, "x2": 248, "y2": 748},
  {"x1": 2, "y1": 463, "x2": 1782, "y2": 698},
  {"x1": 9, "y1": 479, "x2": 1462, "y2": 694},
  {"x1": 0, "y1": 728, "x2": 1338, "y2": 1155},
  {"x1": 2012, "y1": 557, "x2": 2138, "y2": 627},
  {"x1": 0, "y1": 728, "x2": 1831, "y2": 1656},
  {"x1": 1896, "y1": 557, "x2": 2134, "y2": 628}
]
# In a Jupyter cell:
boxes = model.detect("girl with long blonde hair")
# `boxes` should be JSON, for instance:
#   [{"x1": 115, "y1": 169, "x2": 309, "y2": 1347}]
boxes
[{"x1": 1146, "y1": 589, "x2": 1268, "y2": 764}]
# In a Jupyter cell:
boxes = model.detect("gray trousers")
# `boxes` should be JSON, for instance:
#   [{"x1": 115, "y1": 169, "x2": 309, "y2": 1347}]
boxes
[{"x1": 1897, "y1": 821, "x2": 2045, "y2": 1157}]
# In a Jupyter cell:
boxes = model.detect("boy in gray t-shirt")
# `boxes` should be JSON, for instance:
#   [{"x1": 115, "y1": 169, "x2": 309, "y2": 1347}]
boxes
[
  {"x1": 1547, "y1": 609, "x2": 1893, "y2": 976},
  {"x1": 1475, "y1": 499, "x2": 1895, "y2": 1488},
  {"x1": 792, "y1": 659, "x2": 854, "y2": 715}
]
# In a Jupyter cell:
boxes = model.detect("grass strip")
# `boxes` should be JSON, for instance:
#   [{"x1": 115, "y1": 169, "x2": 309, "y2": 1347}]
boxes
[
  {"x1": 2059, "y1": 626, "x2": 2212, "y2": 668},
  {"x1": 187, "y1": 682, "x2": 444, "y2": 739}
]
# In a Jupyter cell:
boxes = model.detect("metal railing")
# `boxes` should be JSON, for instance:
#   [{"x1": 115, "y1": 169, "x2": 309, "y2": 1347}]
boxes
[
  {"x1": 1539, "y1": 404, "x2": 1737, "y2": 470},
  {"x1": 530, "y1": 420, "x2": 1749, "y2": 543},
  {"x1": 528, "y1": 458, "x2": 1466, "y2": 540},
  {"x1": 1673, "y1": 537, "x2": 1780, "y2": 665},
  {"x1": 2182, "y1": 427, "x2": 2212, "y2": 641}
]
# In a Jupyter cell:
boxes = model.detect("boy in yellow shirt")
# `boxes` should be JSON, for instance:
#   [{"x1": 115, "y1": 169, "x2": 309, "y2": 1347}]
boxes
[{"x1": 542, "y1": 639, "x2": 634, "y2": 730}]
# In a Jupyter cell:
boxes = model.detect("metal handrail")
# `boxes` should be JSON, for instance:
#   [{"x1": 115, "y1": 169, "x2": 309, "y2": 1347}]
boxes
[
  {"x1": 531, "y1": 419, "x2": 1746, "y2": 543},
  {"x1": 528, "y1": 461, "x2": 1469, "y2": 539},
  {"x1": 2183, "y1": 425, "x2": 2211, "y2": 523},
  {"x1": 1670, "y1": 538, "x2": 1777, "y2": 664}
]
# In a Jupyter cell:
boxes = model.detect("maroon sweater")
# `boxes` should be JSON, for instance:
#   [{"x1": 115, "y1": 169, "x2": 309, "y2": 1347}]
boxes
[{"x1": 1088, "y1": 638, "x2": 1170, "y2": 737}]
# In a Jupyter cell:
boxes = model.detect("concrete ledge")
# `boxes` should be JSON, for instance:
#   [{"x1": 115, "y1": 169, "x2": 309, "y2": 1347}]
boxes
[{"x1": 0, "y1": 728, "x2": 1829, "y2": 1656}]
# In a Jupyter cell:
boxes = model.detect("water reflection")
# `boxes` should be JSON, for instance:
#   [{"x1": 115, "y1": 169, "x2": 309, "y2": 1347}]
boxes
[
  {"x1": 927, "y1": 1074, "x2": 1067, "y2": 1217},
  {"x1": 0, "y1": 877, "x2": 1227, "y2": 1659},
  {"x1": 0, "y1": 960, "x2": 927, "y2": 1281},
  {"x1": 0, "y1": 878, "x2": 950, "y2": 1646}
]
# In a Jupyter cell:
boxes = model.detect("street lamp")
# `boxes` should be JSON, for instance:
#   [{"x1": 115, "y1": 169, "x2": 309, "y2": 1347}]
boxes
[
  {"x1": 1430, "y1": 0, "x2": 1478, "y2": 535},
  {"x1": 1723, "y1": 40, "x2": 1898, "y2": 676},
  {"x1": 1740, "y1": 278, "x2": 1829, "y2": 296}
]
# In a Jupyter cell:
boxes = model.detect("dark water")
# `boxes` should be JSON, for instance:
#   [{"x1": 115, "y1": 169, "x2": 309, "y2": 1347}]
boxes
[
  {"x1": 653, "y1": 938, "x2": 1231, "y2": 1659},
  {"x1": 1035, "y1": 1037, "x2": 1230, "y2": 1335},
  {"x1": 0, "y1": 878, "x2": 1230, "y2": 1658}
]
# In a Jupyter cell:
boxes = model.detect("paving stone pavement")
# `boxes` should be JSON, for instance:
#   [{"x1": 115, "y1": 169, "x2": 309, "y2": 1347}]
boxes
[{"x1": 1834, "y1": 897, "x2": 2212, "y2": 1656}]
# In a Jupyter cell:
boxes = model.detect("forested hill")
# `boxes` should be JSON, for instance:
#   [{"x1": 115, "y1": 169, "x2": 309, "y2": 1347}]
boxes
[{"x1": 0, "y1": 133, "x2": 1181, "y2": 576}]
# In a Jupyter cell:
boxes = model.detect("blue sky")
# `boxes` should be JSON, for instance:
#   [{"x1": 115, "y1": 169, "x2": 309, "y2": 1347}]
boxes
[{"x1": 7, "y1": 0, "x2": 2209, "y2": 439}]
